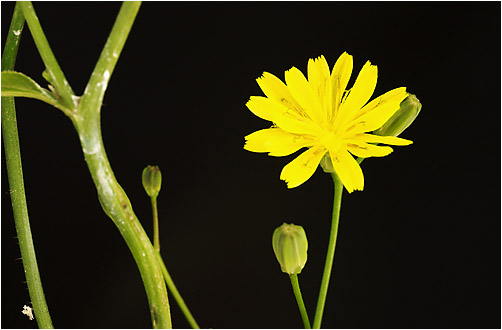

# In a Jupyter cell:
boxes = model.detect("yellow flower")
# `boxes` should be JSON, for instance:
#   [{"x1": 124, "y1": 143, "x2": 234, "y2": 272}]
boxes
[{"x1": 244, "y1": 52, "x2": 413, "y2": 193}]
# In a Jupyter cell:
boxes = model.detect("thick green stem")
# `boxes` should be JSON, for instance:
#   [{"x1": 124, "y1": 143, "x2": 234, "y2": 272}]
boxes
[
  {"x1": 151, "y1": 197, "x2": 160, "y2": 252},
  {"x1": 73, "y1": 2, "x2": 171, "y2": 328},
  {"x1": 289, "y1": 274, "x2": 311, "y2": 329},
  {"x1": 19, "y1": 2, "x2": 77, "y2": 110},
  {"x1": 78, "y1": 139, "x2": 171, "y2": 328},
  {"x1": 312, "y1": 173, "x2": 343, "y2": 329},
  {"x1": 156, "y1": 252, "x2": 200, "y2": 329},
  {"x1": 1, "y1": 3, "x2": 53, "y2": 328}
]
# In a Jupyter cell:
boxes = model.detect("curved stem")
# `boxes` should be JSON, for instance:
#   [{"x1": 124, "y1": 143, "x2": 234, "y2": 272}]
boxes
[
  {"x1": 19, "y1": 2, "x2": 77, "y2": 110},
  {"x1": 1, "y1": 3, "x2": 53, "y2": 328},
  {"x1": 74, "y1": 2, "x2": 171, "y2": 328},
  {"x1": 312, "y1": 173, "x2": 343, "y2": 329},
  {"x1": 79, "y1": 137, "x2": 171, "y2": 328},
  {"x1": 151, "y1": 197, "x2": 160, "y2": 252},
  {"x1": 289, "y1": 274, "x2": 311, "y2": 329},
  {"x1": 156, "y1": 252, "x2": 200, "y2": 329}
]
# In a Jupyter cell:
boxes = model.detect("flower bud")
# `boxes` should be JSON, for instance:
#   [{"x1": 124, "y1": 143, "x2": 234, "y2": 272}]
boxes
[
  {"x1": 142, "y1": 165, "x2": 162, "y2": 198},
  {"x1": 272, "y1": 223, "x2": 308, "y2": 274},
  {"x1": 374, "y1": 93, "x2": 421, "y2": 137}
]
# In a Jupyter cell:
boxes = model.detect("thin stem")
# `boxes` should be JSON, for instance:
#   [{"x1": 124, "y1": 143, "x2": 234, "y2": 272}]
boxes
[
  {"x1": 151, "y1": 197, "x2": 160, "y2": 252},
  {"x1": 289, "y1": 274, "x2": 311, "y2": 329},
  {"x1": 1, "y1": 3, "x2": 53, "y2": 328},
  {"x1": 156, "y1": 252, "x2": 201, "y2": 329},
  {"x1": 19, "y1": 1, "x2": 77, "y2": 110},
  {"x1": 148, "y1": 179, "x2": 198, "y2": 327},
  {"x1": 312, "y1": 172, "x2": 343, "y2": 329}
]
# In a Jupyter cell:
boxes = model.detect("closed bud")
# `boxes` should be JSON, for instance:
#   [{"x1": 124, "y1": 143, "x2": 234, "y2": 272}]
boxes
[
  {"x1": 142, "y1": 165, "x2": 162, "y2": 198},
  {"x1": 272, "y1": 223, "x2": 308, "y2": 275},
  {"x1": 375, "y1": 93, "x2": 421, "y2": 137}
]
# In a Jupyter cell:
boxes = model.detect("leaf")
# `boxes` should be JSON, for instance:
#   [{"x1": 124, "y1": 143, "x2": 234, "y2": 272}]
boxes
[{"x1": 1, "y1": 71, "x2": 72, "y2": 112}]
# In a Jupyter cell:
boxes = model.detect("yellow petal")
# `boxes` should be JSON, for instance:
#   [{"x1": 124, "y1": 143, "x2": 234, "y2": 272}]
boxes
[
  {"x1": 329, "y1": 149, "x2": 364, "y2": 193},
  {"x1": 331, "y1": 52, "x2": 353, "y2": 118},
  {"x1": 345, "y1": 141, "x2": 393, "y2": 158},
  {"x1": 285, "y1": 66, "x2": 324, "y2": 125},
  {"x1": 246, "y1": 96, "x2": 321, "y2": 135},
  {"x1": 337, "y1": 61, "x2": 378, "y2": 127},
  {"x1": 342, "y1": 87, "x2": 408, "y2": 135},
  {"x1": 257, "y1": 72, "x2": 303, "y2": 115},
  {"x1": 348, "y1": 133, "x2": 413, "y2": 146},
  {"x1": 308, "y1": 55, "x2": 332, "y2": 119},
  {"x1": 257, "y1": 72, "x2": 289, "y2": 101},
  {"x1": 244, "y1": 128, "x2": 315, "y2": 157},
  {"x1": 350, "y1": 87, "x2": 408, "y2": 122},
  {"x1": 246, "y1": 96, "x2": 282, "y2": 122},
  {"x1": 280, "y1": 145, "x2": 327, "y2": 188}
]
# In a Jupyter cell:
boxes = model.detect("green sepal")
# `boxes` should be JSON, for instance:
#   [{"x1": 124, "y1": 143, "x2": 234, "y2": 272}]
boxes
[
  {"x1": 1, "y1": 70, "x2": 72, "y2": 113},
  {"x1": 320, "y1": 154, "x2": 335, "y2": 173}
]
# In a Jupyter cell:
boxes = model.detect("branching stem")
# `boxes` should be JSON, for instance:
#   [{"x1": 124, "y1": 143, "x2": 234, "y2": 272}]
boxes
[
  {"x1": 15, "y1": 1, "x2": 172, "y2": 328},
  {"x1": 19, "y1": 1, "x2": 77, "y2": 110},
  {"x1": 74, "y1": 2, "x2": 172, "y2": 328},
  {"x1": 156, "y1": 252, "x2": 201, "y2": 329}
]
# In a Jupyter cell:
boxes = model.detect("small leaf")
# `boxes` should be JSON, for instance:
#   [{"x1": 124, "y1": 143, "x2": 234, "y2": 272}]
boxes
[{"x1": 1, "y1": 71, "x2": 72, "y2": 112}]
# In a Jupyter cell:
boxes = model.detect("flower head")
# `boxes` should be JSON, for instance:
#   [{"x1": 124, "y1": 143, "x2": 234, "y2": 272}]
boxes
[{"x1": 244, "y1": 52, "x2": 413, "y2": 192}]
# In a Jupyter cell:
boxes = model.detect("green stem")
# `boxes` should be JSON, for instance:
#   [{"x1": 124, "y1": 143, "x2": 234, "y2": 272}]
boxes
[
  {"x1": 156, "y1": 252, "x2": 201, "y2": 329},
  {"x1": 151, "y1": 197, "x2": 160, "y2": 252},
  {"x1": 289, "y1": 274, "x2": 311, "y2": 329},
  {"x1": 19, "y1": 2, "x2": 77, "y2": 110},
  {"x1": 73, "y1": 2, "x2": 171, "y2": 328},
  {"x1": 149, "y1": 186, "x2": 198, "y2": 327},
  {"x1": 78, "y1": 133, "x2": 171, "y2": 328},
  {"x1": 79, "y1": 1, "x2": 140, "y2": 117},
  {"x1": 1, "y1": 3, "x2": 53, "y2": 328},
  {"x1": 312, "y1": 172, "x2": 343, "y2": 329}
]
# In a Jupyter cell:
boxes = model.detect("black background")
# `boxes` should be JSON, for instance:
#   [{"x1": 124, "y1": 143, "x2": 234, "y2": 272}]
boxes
[{"x1": 2, "y1": 2, "x2": 500, "y2": 329}]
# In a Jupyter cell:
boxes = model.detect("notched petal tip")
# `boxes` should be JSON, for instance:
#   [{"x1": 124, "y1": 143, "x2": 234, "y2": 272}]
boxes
[
  {"x1": 281, "y1": 175, "x2": 304, "y2": 189},
  {"x1": 245, "y1": 96, "x2": 256, "y2": 107},
  {"x1": 349, "y1": 185, "x2": 364, "y2": 193},
  {"x1": 284, "y1": 179, "x2": 299, "y2": 189},
  {"x1": 285, "y1": 66, "x2": 296, "y2": 73},
  {"x1": 256, "y1": 71, "x2": 275, "y2": 82},
  {"x1": 279, "y1": 172, "x2": 294, "y2": 188},
  {"x1": 310, "y1": 54, "x2": 327, "y2": 63}
]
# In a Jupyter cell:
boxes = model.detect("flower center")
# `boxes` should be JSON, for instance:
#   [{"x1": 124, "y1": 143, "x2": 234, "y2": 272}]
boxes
[{"x1": 320, "y1": 132, "x2": 342, "y2": 154}]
